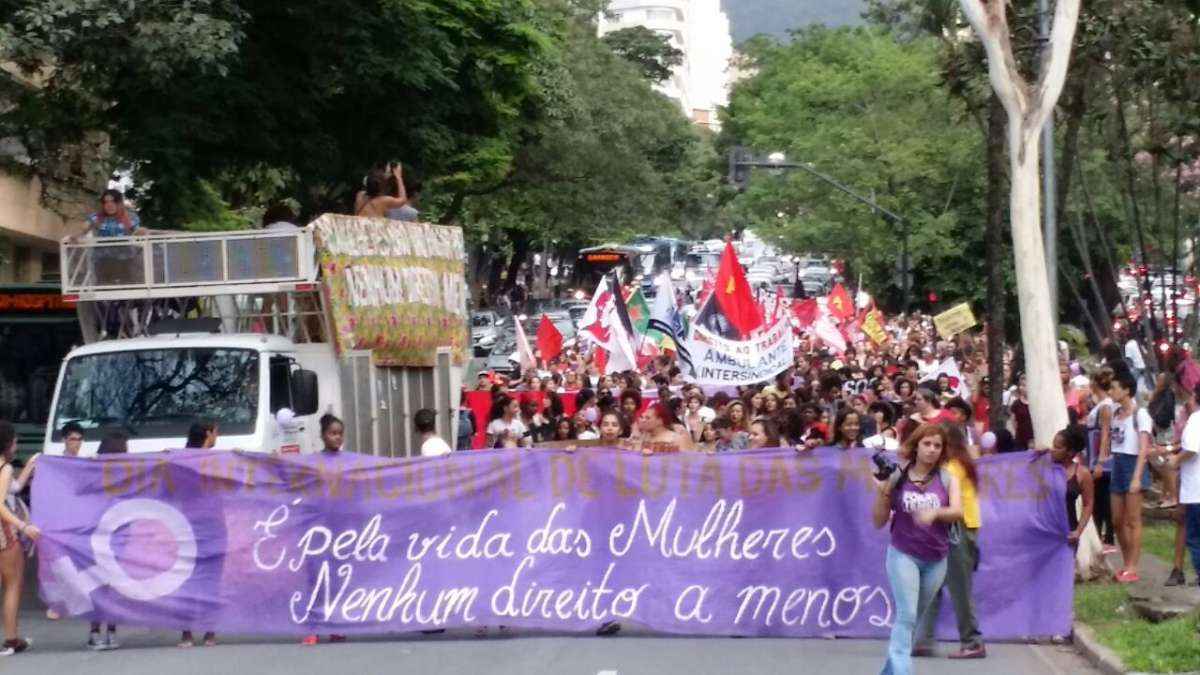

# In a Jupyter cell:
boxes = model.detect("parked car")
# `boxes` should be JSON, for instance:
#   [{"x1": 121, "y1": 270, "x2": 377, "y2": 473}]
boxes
[
  {"x1": 484, "y1": 333, "x2": 519, "y2": 377},
  {"x1": 471, "y1": 310, "x2": 506, "y2": 356}
]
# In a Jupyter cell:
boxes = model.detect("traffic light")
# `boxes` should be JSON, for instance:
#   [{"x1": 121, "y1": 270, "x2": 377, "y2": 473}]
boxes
[{"x1": 729, "y1": 146, "x2": 751, "y2": 192}]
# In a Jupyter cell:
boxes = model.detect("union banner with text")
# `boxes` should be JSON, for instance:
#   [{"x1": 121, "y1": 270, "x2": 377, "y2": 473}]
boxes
[{"x1": 32, "y1": 449, "x2": 1072, "y2": 638}]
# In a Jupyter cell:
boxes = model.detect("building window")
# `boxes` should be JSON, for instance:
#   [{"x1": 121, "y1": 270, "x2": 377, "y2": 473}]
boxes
[
  {"x1": 40, "y1": 252, "x2": 61, "y2": 283},
  {"x1": 646, "y1": 8, "x2": 679, "y2": 21},
  {"x1": 13, "y1": 246, "x2": 30, "y2": 282}
]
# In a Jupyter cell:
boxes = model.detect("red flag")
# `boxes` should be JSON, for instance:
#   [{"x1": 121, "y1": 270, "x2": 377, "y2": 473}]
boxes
[
  {"x1": 827, "y1": 282, "x2": 854, "y2": 321},
  {"x1": 792, "y1": 298, "x2": 819, "y2": 328},
  {"x1": 536, "y1": 314, "x2": 563, "y2": 363},
  {"x1": 713, "y1": 241, "x2": 764, "y2": 337}
]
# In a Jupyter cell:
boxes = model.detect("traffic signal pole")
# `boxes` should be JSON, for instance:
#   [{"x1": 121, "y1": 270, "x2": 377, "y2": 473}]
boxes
[{"x1": 730, "y1": 146, "x2": 912, "y2": 311}]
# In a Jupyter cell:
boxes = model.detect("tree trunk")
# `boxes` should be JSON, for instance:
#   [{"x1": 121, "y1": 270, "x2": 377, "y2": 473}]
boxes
[
  {"x1": 502, "y1": 230, "x2": 531, "y2": 293},
  {"x1": 1008, "y1": 122, "x2": 1069, "y2": 447},
  {"x1": 985, "y1": 95, "x2": 1008, "y2": 433},
  {"x1": 960, "y1": 0, "x2": 1079, "y2": 448}
]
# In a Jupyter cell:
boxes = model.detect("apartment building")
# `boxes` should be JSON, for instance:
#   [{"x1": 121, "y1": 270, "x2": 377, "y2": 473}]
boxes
[{"x1": 598, "y1": 0, "x2": 734, "y2": 131}]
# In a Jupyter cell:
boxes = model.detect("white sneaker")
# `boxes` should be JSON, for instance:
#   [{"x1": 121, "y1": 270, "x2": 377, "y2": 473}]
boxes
[
  {"x1": 86, "y1": 633, "x2": 105, "y2": 651},
  {"x1": 104, "y1": 632, "x2": 120, "y2": 650}
]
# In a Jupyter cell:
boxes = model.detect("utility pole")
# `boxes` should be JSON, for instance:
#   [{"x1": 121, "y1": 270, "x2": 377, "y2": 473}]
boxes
[
  {"x1": 729, "y1": 147, "x2": 911, "y2": 311},
  {"x1": 1039, "y1": 0, "x2": 1059, "y2": 331}
]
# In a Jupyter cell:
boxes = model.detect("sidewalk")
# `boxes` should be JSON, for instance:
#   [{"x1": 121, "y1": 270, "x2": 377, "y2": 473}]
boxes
[{"x1": 1073, "y1": 547, "x2": 1200, "y2": 675}]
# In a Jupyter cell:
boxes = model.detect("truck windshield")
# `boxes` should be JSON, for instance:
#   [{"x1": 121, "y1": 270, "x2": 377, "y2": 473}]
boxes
[{"x1": 51, "y1": 348, "x2": 260, "y2": 441}]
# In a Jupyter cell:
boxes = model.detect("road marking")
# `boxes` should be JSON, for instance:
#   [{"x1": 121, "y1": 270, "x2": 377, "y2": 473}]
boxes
[{"x1": 597, "y1": 671, "x2": 619, "y2": 675}]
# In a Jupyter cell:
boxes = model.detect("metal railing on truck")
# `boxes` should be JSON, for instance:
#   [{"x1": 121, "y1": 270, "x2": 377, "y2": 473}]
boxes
[
  {"x1": 60, "y1": 228, "x2": 324, "y2": 341},
  {"x1": 61, "y1": 228, "x2": 318, "y2": 301}
]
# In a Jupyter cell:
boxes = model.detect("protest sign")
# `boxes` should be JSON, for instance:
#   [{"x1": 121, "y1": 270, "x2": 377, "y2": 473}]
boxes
[
  {"x1": 686, "y1": 319, "x2": 794, "y2": 386},
  {"x1": 311, "y1": 215, "x2": 470, "y2": 367},
  {"x1": 933, "y1": 303, "x2": 978, "y2": 339},
  {"x1": 861, "y1": 310, "x2": 888, "y2": 345},
  {"x1": 34, "y1": 449, "x2": 1072, "y2": 639}
]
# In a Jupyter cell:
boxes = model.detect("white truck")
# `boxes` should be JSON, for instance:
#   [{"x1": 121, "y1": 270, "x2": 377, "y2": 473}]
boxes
[{"x1": 45, "y1": 215, "x2": 466, "y2": 456}]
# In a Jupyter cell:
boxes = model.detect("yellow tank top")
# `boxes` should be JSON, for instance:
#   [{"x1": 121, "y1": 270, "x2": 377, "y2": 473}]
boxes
[{"x1": 946, "y1": 458, "x2": 981, "y2": 529}]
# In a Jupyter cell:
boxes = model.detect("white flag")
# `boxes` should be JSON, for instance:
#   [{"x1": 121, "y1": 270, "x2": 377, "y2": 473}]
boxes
[
  {"x1": 923, "y1": 356, "x2": 971, "y2": 399},
  {"x1": 578, "y1": 276, "x2": 637, "y2": 373},
  {"x1": 513, "y1": 317, "x2": 536, "y2": 372}
]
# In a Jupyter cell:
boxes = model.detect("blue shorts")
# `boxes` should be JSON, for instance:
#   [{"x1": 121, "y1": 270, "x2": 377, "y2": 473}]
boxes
[{"x1": 1110, "y1": 453, "x2": 1151, "y2": 494}]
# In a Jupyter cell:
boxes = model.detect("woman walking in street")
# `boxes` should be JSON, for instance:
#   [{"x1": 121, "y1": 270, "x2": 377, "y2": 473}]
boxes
[
  {"x1": 913, "y1": 424, "x2": 985, "y2": 660},
  {"x1": 873, "y1": 423, "x2": 962, "y2": 675},
  {"x1": 0, "y1": 421, "x2": 40, "y2": 655}
]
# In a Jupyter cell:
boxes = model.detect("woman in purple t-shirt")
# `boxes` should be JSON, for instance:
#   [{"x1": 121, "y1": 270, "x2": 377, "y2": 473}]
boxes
[{"x1": 872, "y1": 424, "x2": 963, "y2": 675}]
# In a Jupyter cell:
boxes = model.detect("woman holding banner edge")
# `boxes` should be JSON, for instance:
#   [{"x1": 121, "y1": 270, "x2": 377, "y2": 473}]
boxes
[
  {"x1": 872, "y1": 423, "x2": 962, "y2": 675},
  {"x1": 0, "y1": 421, "x2": 40, "y2": 655}
]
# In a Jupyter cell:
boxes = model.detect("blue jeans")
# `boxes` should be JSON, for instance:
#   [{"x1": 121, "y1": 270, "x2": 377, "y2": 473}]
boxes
[
  {"x1": 1186, "y1": 504, "x2": 1200, "y2": 578},
  {"x1": 882, "y1": 545, "x2": 948, "y2": 675}
]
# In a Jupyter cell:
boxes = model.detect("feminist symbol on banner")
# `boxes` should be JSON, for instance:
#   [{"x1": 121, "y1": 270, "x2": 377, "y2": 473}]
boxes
[{"x1": 43, "y1": 499, "x2": 198, "y2": 614}]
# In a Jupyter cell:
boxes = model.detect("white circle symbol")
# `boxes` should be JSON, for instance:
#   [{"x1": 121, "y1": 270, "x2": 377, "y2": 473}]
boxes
[{"x1": 90, "y1": 499, "x2": 198, "y2": 601}]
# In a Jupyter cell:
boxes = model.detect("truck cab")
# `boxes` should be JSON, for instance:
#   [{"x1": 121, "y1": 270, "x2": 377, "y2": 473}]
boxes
[
  {"x1": 45, "y1": 333, "x2": 326, "y2": 455},
  {"x1": 48, "y1": 217, "x2": 465, "y2": 457}
]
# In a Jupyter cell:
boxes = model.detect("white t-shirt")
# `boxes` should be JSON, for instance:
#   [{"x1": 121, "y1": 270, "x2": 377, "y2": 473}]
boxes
[
  {"x1": 486, "y1": 418, "x2": 528, "y2": 446},
  {"x1": 1109, "y1": 406, "x2": 1152, "y2": 456},
  {"x1": 1178, "y1": 410, "x2": 1200, "y2": 504},
  {"x1": 1124, "y1": 339, "x2": 1146, "y2": 370},
  {"x1": 420, "y1": 435, "x2": 452, "y2": 457}
]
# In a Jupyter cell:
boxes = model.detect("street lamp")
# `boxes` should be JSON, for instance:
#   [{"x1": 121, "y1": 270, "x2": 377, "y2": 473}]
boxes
[{"x1": 728, "y1": 145, "x2": 913, "y2": 311}]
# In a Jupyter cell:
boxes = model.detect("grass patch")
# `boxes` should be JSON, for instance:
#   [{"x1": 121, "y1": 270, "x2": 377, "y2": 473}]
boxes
[
  {"x1": 1075, "y1": 581, "x2": 1200, "y2": 673},
  {"x1": 1142, "y1": 521, "x2": 1192, "y2": 569}
]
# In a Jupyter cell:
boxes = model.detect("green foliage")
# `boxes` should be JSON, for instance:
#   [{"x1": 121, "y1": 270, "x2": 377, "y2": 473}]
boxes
[
  {"x1": 455, "y1": 20, "x2": 720, "y2": 252},
  {"x1": 1, "y1": 0, "x2": 553, "y2": 227},
  {"x1": 721, "y1": 27, "x2": 987, "y2": 310},
  {"x1": 177, "y1": 181, "x2": 259, "y2": 232},
  {"x1": 601, "y1": 26, "x2": 683, "y2": 83}
]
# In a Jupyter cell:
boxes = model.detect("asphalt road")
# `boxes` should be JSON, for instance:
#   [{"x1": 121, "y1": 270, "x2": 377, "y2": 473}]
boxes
[{"x1": 10, "y1": 611, "x2": 1099, "y2": 675}]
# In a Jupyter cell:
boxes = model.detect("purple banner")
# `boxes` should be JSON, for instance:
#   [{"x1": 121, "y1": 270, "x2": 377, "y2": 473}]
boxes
[{"x1": 31, "y1": 448, "x2": 1072, "y2": 638}]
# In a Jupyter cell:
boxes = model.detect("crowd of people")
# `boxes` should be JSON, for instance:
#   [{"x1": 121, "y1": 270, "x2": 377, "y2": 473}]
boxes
[
  {"x1": 16, "y1": 186, "x2": 1195, "y2": 667},
  {"x1": 455, "y1": 306, "x2": 1199, "y2": 672}
]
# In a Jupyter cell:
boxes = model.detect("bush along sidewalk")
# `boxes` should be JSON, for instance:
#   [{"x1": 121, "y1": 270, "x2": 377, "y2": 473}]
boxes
[{"x1": 1073, "y1": 531, "x2": 1200, "y2": 674}]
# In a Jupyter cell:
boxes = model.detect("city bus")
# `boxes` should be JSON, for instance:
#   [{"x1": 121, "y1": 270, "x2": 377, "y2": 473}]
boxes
[
  {"x1": 572, "y1": 244, "x2": 644, "y2": 292},
  {"x1": 0, "y1": 283, "x2": 82, "y2": 459}
]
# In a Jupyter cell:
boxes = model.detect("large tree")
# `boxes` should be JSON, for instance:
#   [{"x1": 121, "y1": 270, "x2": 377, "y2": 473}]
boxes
[
  {"x1": 601, "y1": 25, "x2": 684, "y2": 84},
  {"x1": 720, "y1": 27, "x2": 986, "y2": 311},
  {"x1": 1, "y1": 0, "x2": 553, "y2": 225},
  {"x1": 958, "y1": 0, "x2": 1079, "y2": 446},
  {"x1": 455, "y1": 20, "x2": 721, "y2": 293}
]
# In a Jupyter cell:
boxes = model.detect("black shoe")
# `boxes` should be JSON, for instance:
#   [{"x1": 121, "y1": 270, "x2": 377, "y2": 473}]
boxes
[
  {"x1": 596, "y1": 621, "x2": 621, "y2": 636},
  {"x1": 1165, "y1": 568, "x2": 1186, "y2": 587}
]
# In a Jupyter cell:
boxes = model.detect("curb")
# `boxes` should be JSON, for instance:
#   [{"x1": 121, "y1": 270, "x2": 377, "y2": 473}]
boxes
[{"x1": 1073, "y1": 621, "x2": 1127, "y2": 675}]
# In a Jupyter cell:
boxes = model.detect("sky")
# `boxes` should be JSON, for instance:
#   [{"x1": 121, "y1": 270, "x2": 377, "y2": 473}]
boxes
[{"x1": 722, "y1": 0, "x2": 866, "y2": 43}]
